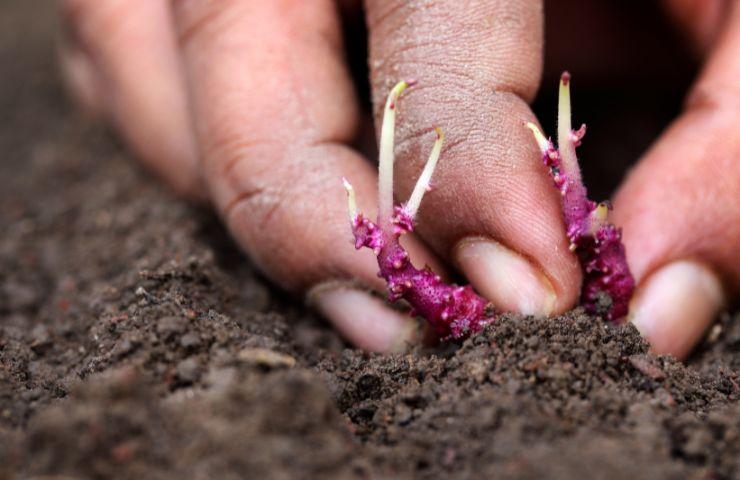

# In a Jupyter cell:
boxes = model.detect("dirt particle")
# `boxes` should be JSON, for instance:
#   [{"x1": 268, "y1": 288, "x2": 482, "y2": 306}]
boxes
[
  {"x1": 112, "y1": 335, "x2": 140, "y2": 358},
  {"x1": 356, "y1": 374, "x2": 383, "y2": 400},
  {"x1": 29, "y1": 324, "x2": 52, "y2": 355},
  {"x1": 237, "y1": 348, "x2": 296, "y2": 369},
  {"x1": 179, "y1": 332, "x2": 202, "y2": 351},
  {"x1": 394, "y1": 404, "x2": 413, "y2": 426},
  {"x1": 175, "y1": 358, "x2": 201, "y2": 385},
  {"x1": 630, "y1": 354, "x2": 665, "y2": 380},
  {"x1": 156, "y1": 316, "x2": 188, "y2": 341}
]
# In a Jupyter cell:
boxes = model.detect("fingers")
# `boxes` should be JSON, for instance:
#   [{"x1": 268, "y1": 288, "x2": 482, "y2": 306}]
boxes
[
  {"x1": 365, "y1": 0, "x2": 581, "y2": 316},
  {"x1": 59, "y1": 0, "x2": 203, "y2": 197},
  {"x1": 307, "y1": 283, "x2": 419, "y2": 352},
  {"x1": 613, "y1": 2, "x2": 740, "y2": 359},
  {"x1": 170, "y1": 0, "x2": 440, "y2": 351}
]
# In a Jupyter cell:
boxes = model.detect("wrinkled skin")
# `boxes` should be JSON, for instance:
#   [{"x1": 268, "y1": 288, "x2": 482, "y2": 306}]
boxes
[{"x1": 60, "y1": 0, "x2": 738, "y2": 358}]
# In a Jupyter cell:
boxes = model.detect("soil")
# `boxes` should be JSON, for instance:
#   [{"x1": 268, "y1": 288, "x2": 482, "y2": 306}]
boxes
[{"x1": 0, "y1": 2, "x2": 737, "y2": 479}]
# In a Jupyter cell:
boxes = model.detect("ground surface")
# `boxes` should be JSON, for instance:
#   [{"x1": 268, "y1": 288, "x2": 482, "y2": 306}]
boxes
[{"x1": 0, "y1": 2, "x2": 738, "y2": 479}]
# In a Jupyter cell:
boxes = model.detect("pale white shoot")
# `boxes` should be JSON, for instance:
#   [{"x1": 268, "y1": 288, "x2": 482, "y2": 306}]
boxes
[
  {"x1": 342, "y1": 177, "x2": 358, "y2": 223},
  {"x1": 557, "y1": 72, "x2": 582, "y2": 183},
  {"x1": 404, "y1": 127, "x2": 444, "y2": 220},
  {"x1": 588, "y1": 202, "x2": 610, "y2": 235},
  {"x1": 378, "y1": 80, "x2": 415, "y2": 228},
  {"x1": 525, "y1": 122, "x2": 550, "y2": 154}
]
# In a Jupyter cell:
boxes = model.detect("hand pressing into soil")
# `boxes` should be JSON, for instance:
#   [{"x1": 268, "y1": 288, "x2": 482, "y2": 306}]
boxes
[
  {"x1": 58, "y1": 0, "x2": 575, "y2": 352},
  {"x1": 613, "y1": 0, "x2": 739, "y2": 359},
  {"x1": 59, "y1": 0, "x2": 738, "y2": 358}
]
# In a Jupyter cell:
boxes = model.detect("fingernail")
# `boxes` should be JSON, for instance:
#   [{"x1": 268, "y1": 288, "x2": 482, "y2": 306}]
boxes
[
  {"x1": 455, "y1": 237, "x2": 557, "y2": 316},
  {"x1": 308, "y1": 282, "x2": 418, "y2": 353},
  {"x1": 630, "y1": 260, "x2": 724, "y2": 359}
]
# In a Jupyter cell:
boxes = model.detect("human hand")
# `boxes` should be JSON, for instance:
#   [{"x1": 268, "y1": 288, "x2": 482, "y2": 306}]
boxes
[
  {"x1": 60, "y1": 0, "x2": 583, "y2": 353},
  {"x1": 612, "y1": 0, "x2": 739, "y2": 359},
  {"x1": 59, "y1": 0, "x2": 738, "y2": 358}
]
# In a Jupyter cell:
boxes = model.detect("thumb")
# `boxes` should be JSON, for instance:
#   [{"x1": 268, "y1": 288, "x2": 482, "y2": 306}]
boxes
[
  {"x1": 614, "y1": 1, "x2": 740, "y2": 359},
  {"x1": 364, "y1": 0, "x2": 582, "y2": 317}
]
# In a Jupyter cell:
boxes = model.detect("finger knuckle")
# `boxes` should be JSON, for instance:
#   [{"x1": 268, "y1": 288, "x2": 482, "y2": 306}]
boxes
[
  {"x1": 218, "y1": 150, "x2": 339, "y2": 292},
  {"x1": 686, "y1": 81, "x2": 740, "y2": 113}
]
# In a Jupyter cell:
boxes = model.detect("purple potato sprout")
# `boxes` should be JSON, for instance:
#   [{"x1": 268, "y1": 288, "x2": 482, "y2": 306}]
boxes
[
  {"x1": 526, "y1": 72, "x2": 634, "y2": 322},
  {"x1": 342, "y1": 74, "x2": 635, "y2": 342},
  {"x1": 343, "y1": 80, "x2": 495, "y2": 340}
]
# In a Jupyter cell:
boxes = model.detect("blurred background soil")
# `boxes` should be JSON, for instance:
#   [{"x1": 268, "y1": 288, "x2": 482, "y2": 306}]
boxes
[{"x1": 0, "y1": 1, "x2": 737, "y2": 479}]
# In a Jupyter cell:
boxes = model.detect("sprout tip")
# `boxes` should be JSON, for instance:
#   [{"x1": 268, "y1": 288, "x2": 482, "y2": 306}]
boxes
[
  {"x1": 525, "y1": 122, "x2": 550, "y2": 154},
  {"x1": 405, "y1": 127, "x2": 445, "y2": 219},
  {"x1": 342, "y1": 177, "x2": 357, "y2": 222},
  {"x1": 560, "y1": 71, "x2": 571, "y2": 86}
]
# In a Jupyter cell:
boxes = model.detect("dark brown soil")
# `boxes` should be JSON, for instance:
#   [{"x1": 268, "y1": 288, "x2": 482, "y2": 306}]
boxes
[{"x1": 1, "y1": 2, "x2": 737, "y2": 479}]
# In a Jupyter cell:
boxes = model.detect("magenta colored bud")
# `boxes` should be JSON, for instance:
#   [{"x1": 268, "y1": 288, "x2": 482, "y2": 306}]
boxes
[
  {"x1": 392, "y1": 206, "x2": 415, "y2": 235},
  {"x1": 349, "y1": 211, "x2": 495, "y2": 340},
  {"x1": 351, "y1": 214, "x2": 384, "y2": 252}
]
